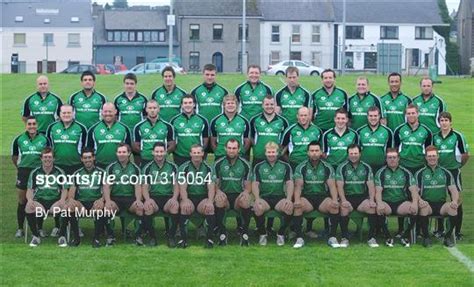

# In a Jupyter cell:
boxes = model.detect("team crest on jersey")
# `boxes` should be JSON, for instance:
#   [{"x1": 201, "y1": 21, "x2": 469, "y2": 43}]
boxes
[
  {"x1": 23, "y1": 140, "x2": 29, "y2": 145},
  {"x1": 385, "y1": 100, "x2": 390, "y2": 105},
  {"x1": 263, "y1": 168, "x2": 269, "y2": 173},
  {"x1": 424, "y1": 174, "x2": 431, "y2": 180},
  {"x1": 369, "y1": 138, "x2": 378, "y2": 143},
  {"x1": 289, "y1": 100, "x2": 296, "y2": 105},
  {"x1": 226, "y1": 127, "x2": 234, "y2": 132},
  {"x1": 430, "y1": 103, "x2": 437, "y2": 109},
  {"x1": 390, "y1": 180, "x2": 397, "y2": 185},
  {"x1": 347, "y1": 170, "x2": 353, "y2": 176},
  {"x1": 265, "y1": 127, "x2": 273, "y2": 133},
  {"x1": 40, "y1": 106, "x2": 47, "y2": 112},
  {"x1": 250, "y1": 96, "x2": 257, "y2": 101},
  {"x1": 100, "y1": 129, "x2": 106, "y2": 134},
  {"x1": 245, "y1": 90, "x2": 250, "y2": 95},
  {"x1": 160, "y1": 94, "x2": 166, "y2": 99},
  {"x1": 106, "y1": 134, "x2": 114, "y2": 140},
  {"x1": 114, "y1": 169, "x2": 121, "y2": 175},
  {"x1": 430, "y1": 180, "x2": 437, "y2": 185},
  {"x1": 185, "y1": 128, "x2": 192, "y2": 133},
  {"x1": 321, "y1": 96, "x2": 326, "y2": 101},
  {"x1": 326, "y1": 102, "x2": 334, "y2": 107},
  {"x1": 337, "y1": 141, "x2": 345, "y2": 147},
  {"x1": 220, "y1": 122, "x2": 226, "y2": 127},
  {"x1": 78, "y1": 98, "x2": 84, "y2": 102},
  {"x1": 229, "y1": 171, "x2": 234, "y2": 177},
  {"x1": 33, "y1": 100, "x2": 40, "y2": 106},
  {"x1": 144, "y1": 128, "x2": 150, "y2": 133},
  {"x1": 260, "y1": 121, "x2": 266, "y2": 126},
  {"x1": 56, "y1": 129, "x2": 62, "y2": 134},
  {"x1": 83, "y1": 103, "x2": 91, "y2": 109},
  {"x1": 165, "y1": 99, "x2": 172, "y2": 105},
  {"x1": 193, "y1": 122, "x2": 201, "y2": 128},
  {"x1": 302, "y1": 136, "x2": 309, "y2": 142},
  {"x1": 269, "y1": 174, "x2": 276, "y2": 180},
  {"x1": 296, "y1": 131, "x2": 302, "y2": 136},
  {"x1": 127, "y1": 106, "x2": 133, "y2": 111},
  {"x1": 207, "y1": 97, "x2": 214, "y2": 103},
  {"x1": 403, "y1": 130, "x2": 410, "y2": 136},
  {"x1": 224, "y1": 165, "x2": 230, "y2": 171},
  {"x1": 122, "y1": 99, "x2": 127, "y2": 104},
  {"x1": 150, "y1": 134, "x2": 157, "y2": 139},
  {"x1": 441, "y1": 144, "x2": 447, "y2": 149},
  {"x1": 332, "y1": 136, "x2": 338, "y2": 141},
  {"x1": 364, "y1": 132, "x2": 370, "y2": 137},
  {"x1": 179, "y1": 122, "x2": 185, "y2": 127},
  {"x1": 385, "y1": 174, "x2": 391, "y2": 179},
  {"x1": 283, "y1": 94, "x2": 289, "y2": 99}
]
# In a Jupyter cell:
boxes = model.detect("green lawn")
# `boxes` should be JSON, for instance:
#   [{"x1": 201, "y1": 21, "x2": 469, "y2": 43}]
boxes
[{"x1": 1, "y1": 73, "x2": 473, "y2": 286}]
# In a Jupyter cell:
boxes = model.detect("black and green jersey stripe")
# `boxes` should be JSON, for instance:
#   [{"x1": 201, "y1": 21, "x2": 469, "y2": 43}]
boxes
[
  {"x1": 114, "y1": 92, "x2": 147, "y2": 131},
  {"x1": 28, "y1": 166, "x2": 67, "y2": 201},
  {"x1": 412, "y1": 94, "x2": 446, "y2": 133},
  {"x1": 336, "y1": 160, "x2": 373, "y2": 197},
  {"x1": 293, "y1": 159, "x2": 334, "y2": 196},
  {"x1": 46, "y1": 120, "x2": 87, "y2": 167},
  {"x1": 348, "y1": 92, "x2": 383, "y2": 130},
  {"x1": 433, "y1": 129, "x2": 469, "y2": 170},
  {"x1": 151, "y1": 85, "x2": 187, "y2": 122},
  {"x1": 133, "y1": 118, "x2": 174, "y2": 161},
  {"x1": 12, "y1": 132, "x2": 50, "y2": 168},
  {"x1": 312, "y1": 86, "x2": 348, "y2": 131},
  {"x1": 357, "y1": 124, "x2": 393, "y2": 170},
  {"x1": 234, "y1": 80, "x2": 273, "y2": 120},
  {"x1": 380, "y1": 92, "x2": 412, "y2": 131},
  {"x1": 191, "y1": 82, "x2": 228, "y2": 123},
  {"x1": 69, "y1": 90, "x2": 107, "y2": 129},
  {"x1": 142, "y1": 160, "x2": 178, "y2": 196},
  {"x1": 170, "y1": 113, "x2": 209, "y2": 157},
  {"x1": 275, "y1": 85, "x2": 311, "y2": 125},
  {"x1": 415, "y1": 165, "x2": 454, "y2": 202},
  {"x1": 87, "y1": 120, "x2": 132, "y2": 166},
  {"x1": 21, "y1": 92, "x2": 63, "y2": 133},
  {"x1": 253, "y1": 160, "x2": 292, "y2": 197},
  {"x1": 249, "y1": 113, "x2": 288, "y2": 161},
  {"x1": 213, "y1": 156, "x2": 252, "y2": 194},
  {"x1": 375, "y1": 165, "x2": 416, "y2": 203},
  {"x1": 394, "y1": 123, "x2": 432, "y2": 170}
]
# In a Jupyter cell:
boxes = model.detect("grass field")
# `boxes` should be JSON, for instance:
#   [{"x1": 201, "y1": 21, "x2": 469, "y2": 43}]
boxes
[{"x1": 1, "y1": 73, "x2": 473, "y2": 286}]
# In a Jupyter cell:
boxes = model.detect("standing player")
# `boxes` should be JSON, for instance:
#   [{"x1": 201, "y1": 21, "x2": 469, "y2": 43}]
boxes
[
  {"x1": 46, "y1": 105, "x2": 87, "y2": 175},
  {"x1": 177, "y1": 144, "x2": 216, "y2": 248},
  {"x1": 275, "y1": 67, "x2": 311, "y2": 125},
  {"x1": 379, "y1": 72, "x2": 412, "y2": 131},
  {"x1": 151, "y1": 66, "x2": 187, "y2": 123},
  {"x1": 336, "y1": 144, "x2": 378, "y2": 248},
  {"x1": 87, "y1": 103, "x2": 132, "y2": 168},
  {"x1": 12, "y1": 117, "x2": 50, "y2": 238},
  {"x1": 249, "y1": 95, "x2": 288, "y2": 165},
  {"x1": 252, "y1": 142, "x2": 294, "y2": 246},
  {"x1": 348, "y1": 77, "x2": 383, "y2": 130},
  {"x1": 191, "y1": 64, "x2": 228, "y2": 124},
  {"x1": 170, "y1": 95, "x2": 209, "y2": 166},
  {"x1": 133, "y1": 100, "x2": 175, "y2": 166},
  {"x1": 69, "y1": 71, "x2": 107, "y2": 129},
  {"x1": 433, "y1": 112, "x2": 469, "y2": 240},
  {"x1": 281, "y1": 107, "x2": 322, "y2": 168},
  {"x1": 213, "y1": 139, "x2": 253, "y2": 246},
  {"x1": 114, "y1": 73, "x2": 147, "y2": 132},
  {"x1": 210, "y1": 94, "x2": 250, "y2": 159},
  {"x1": 356, "y1": 106, "x2": 393, "y2": 172},
  {"x1": 416, "y1": 146, "x2": 459, "y2": 247},
  {"x1": 312, "y1": 69, "x2": 348, "y2": 131},
  {"x1": 21, "y1": 75, "x2": 62, "y2": 133},
  {"x1": 141, "y1": 142, "x2": 180, "y2": 247},
  {"x1": 234, "y1": 64, "x2": 273, "y2": 120},
  {"x1": 412, "y1": 77, "x2": 446, "y2": 134},
  {"x1": 292, "y1": 141, "x2": 339, "y2": 248}
]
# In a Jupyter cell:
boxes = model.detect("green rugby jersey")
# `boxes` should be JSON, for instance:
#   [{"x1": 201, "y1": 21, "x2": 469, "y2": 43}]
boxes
[
  {"x1": 348, "y1": 92, "x2": 383, "y2": 130},
  {"x1": 312, "y1": 86, "x2": 348, "y2": 131},
  {"x1": 253, "y1": 160, "x2": 292, "y2": 197},
  {"x1": 433, "y1": 129, "x2": 469, "y2": 170},
  {"x1": 72, "y1": 166, "x2": 105, "y2": 202},
  {"x1": 46, "y1": 120, "x2": 87, "y2": 167},
  {"x1": 210, "y1": 113, "x2": 250, "y2": 158},
  {"x1": 375, "y1": 165, "x2": 416, "y2": 203},
  {"x1": 133, "y1": 118, "x2": 174, "y2": 161},
  {"x1": 28, "y1": 166, "x2": 67, "y2": 201},
  {"x1": 234, "y1": 80, "x2": 273, "y2": 120},
  {"x1": 12, "y1": 132, "x2": 50, "y2": 168},
  {"x1": 322, "y1": 128, "x2": 359, "y2": 168},
  {"x1": 142, "y1": 160, "x2": 178, "y2": 196},
  {"x1": 293, "y1": 159, "x2": 334, "y2": 196},
  {"x1": 191, "y1": 82, "x2": 228, "y2": 123},
  {"x1": 380, "y1": 92, "x2": 412, "y2": 131},
  {"x1": 69, "y1": 90, "x2": 107, "y2": 129},
  {"x1": 357, "y1": 124, "x2": 393, "y2": 170},
  {"x1": 87, "y1": 121, "x2": 132, "y2": 166},
  {"x1": 170, "y1": 113, "x2": 209, "y2": 157},
  {"x1": 415, "y1": 165, "x2": 454, "y2": 202},
  {"x1": 114, "y1": 92, "x2": 147, "y2": 131},
  {"x1": 275, "y1": 85, "x2": 311, "y2": 125},
  {"x1": 336, "y1": 160, "x2": 373, "y2": 197},
  {"x1": 412, "y1": 94, "x2": 446, "y2": 133},
  {"x1": 249, "y1": 113, "x2": 288, "y2": 161},
  {"x1": 282, "y1": 123, "x2": 322, "y2": 166},
  {"x1": 151, "y1": 85, "x2": 187, "y2": 122},
  {"x1": 214, "y1": 156, "x2": 252, "y2": 194},
  {"x1": 178, "y1": 161, "x2": 213, "y2": 196},
  {"x1": 106, "y1": 161, "x2": 140, "y2": 197},
  {"x1": 394, "y1": 123, "x2": 432, "y2": 170},
  {"x1": 21, "y1": 92, "x2": 63, "y2": 133}
]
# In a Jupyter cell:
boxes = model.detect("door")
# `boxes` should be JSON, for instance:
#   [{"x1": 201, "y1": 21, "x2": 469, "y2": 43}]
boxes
[{"x1": 212, "y1": 52, "x2": 223, "y2": 72}]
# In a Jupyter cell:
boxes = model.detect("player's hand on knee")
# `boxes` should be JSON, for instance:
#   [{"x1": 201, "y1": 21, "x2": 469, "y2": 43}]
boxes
[
  {"x1": 418, "y1": 200, "x2": 428, "y2": 208},
  {"x1": 330, "y1": 199, "x2": 339, "y2": 209},
  {"x1": 369, "y1": 200, "x2": 377, "y2": 209},
  {"x1": 293, "y1": 198, "x2": 302, "y2": 208},
  {"x1": 450, "y1": 201, "x2": 458, "y2": 210},
  {"x1": 167, "y1": 198, "x2": 179, "y2": 210},
  {"x1": 341, "y1": 200, "x2": 351, "y2": 209},
  {"x1": 376, "y1": 205, "x2": 385, "y2": 215},
  {"x1": 93, "y1": 199, "x2": 104, "y2": 210},
  {"x1": 409, "y1": 202, "x2": 417, "y2": 214}
]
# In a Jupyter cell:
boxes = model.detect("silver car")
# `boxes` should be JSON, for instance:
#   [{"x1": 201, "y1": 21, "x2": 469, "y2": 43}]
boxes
[{"x1": 266, "y1": 60, "x2": 324, "y2": 76}]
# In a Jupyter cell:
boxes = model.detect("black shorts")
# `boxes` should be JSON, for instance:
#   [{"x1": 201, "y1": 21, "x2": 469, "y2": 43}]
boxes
[
  {"x1": 80, "y1": 201, "x2": 95, "y2": 211},
  {"x1": 306, "y1": 194, "x2": 328, "y2": 210},
  {"x1": 111, "y1": 196, "x2": 135, "y2": 212},
  {"x1": 225, "y1": 193, "x2": 240, "y2": 209},
  {"x1": 428, "y1": 201, "x2": 445, "y2": 216},
  {"x1": 35, "y1": 199, "x2": 57, "y2": 211},
  {"x1": 387, "y1": 201, "x2": 405, "y2": 215},
  {"x1": 57, "y1": 164, "x2": 82, "y2": 176},
  {"x1": 151, "y1": 195, "x2": 173, "y2": 211},
  {"x1": 346, "y1": 195, "x2": 368, "y2": 210},
  {"x1": 449, "y1": 168, "x2": 463, "y2": 192},
  {"x1": 189, "y1": 194, "x2": 208, "y2": 208},
  {"x1": 16, "y1": 167, "x2": 33, "y2": 190},
  {"x1": 262, "y1": 195, "x2": 285, "y2": 210}
]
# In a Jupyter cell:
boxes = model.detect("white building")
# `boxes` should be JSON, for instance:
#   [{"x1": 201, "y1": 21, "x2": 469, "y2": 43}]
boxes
[{"x1": 1, "y1": 0, "x2": 93, "y2": 73}]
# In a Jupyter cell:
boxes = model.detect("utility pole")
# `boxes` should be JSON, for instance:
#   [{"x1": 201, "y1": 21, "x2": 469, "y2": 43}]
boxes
[
  {"x1": 341, "y1": 0, "x2": 346, "y2": 75},
  {"x1": 168, "y1": 0, "x2": 175, "y2": 66},
  {"x1": 241, "y1": 0, "x2": 247, "y2": 73}
]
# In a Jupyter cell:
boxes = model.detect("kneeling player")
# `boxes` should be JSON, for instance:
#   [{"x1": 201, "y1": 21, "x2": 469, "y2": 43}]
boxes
[
  {"x1": 375, "y1": 148, "x2": 419, "y2": 247},
  {"x1": 253, "y1": 142, "x2": 294, "y2": 246},
  {"x1": 213, "y1": 139, "x2": 253, "y2": 246},
  {"x1": 293, "y1": 141, "x2": 339, "y2": 248},
  {"x1": 142, "y1": 142, "x2": 180, "y2": 247}
]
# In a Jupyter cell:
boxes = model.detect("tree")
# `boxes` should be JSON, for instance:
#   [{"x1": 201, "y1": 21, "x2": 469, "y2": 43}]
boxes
[
  {"x1": 434, "y1": 0, "x2": 459, "y2": 74},
  {"x1": 113, "y1": 0, "x2": 128, "y2": 9}
]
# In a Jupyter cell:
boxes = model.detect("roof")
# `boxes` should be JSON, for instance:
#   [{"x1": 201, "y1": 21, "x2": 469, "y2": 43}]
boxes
[
  {"x1": 1, "y1": 0, "x2": 93, "y2": 28},
  {"x1": 175, "y1": 0, "x2": 262, "y2": 17},
  {"x1": 104, "y1": 9, "x2": 168, "y2": 30},
  {"x1": 260, "y1": 0, "x2": 334, "y2": 22},
  {"x1": 333, "y1": 0, "x2": 445, "y2": 25}
]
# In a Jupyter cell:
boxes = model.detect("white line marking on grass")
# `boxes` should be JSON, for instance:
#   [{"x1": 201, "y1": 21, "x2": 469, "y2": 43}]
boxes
[{"x1": 448, "y1": 247, "x2": 474, "y2": 273}]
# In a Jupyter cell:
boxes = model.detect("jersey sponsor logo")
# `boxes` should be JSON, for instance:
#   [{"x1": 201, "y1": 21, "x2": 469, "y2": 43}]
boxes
[
  {"x1": 184, "y1": 128, "x2": 192, "y2": 133},
  {"x1": 106, "y1": 134, "x2": 114, "y2": 140}
]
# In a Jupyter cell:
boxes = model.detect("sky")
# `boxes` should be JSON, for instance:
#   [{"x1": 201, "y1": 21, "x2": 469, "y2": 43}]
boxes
[{"x1": 95, "y1": 0, "x2": 461, "y2": 13}]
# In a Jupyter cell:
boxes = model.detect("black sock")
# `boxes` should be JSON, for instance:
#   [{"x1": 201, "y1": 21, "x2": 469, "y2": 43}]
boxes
[
  {"x1": 236, "y1": 217, "x2": 242, "y2": 229},
  {"x1": 278, "y1": 214, "x2": 292, "y2": 236},
  {"x1": 179, "y1": 215, "x2": 189, "y2": 242},
  {"x1": 267, "y1": 217, "x2": 274, "y2": 230},
  {"x1": 324, "y1": 217, "x2": 329, "y2": 233},
  {"x1": 293, "y1": 215, "x2": 303, "y2": 238},
  {"x1": 379, "y1": 215, "x2": 390, "y2": 238},
  {"x1": 397, "y1": 217, "x2": 404, "y2": 233},
  {"x1": 136, "y1": 216, "x2": 145, "y2": 237},
  {"x1": 329, "y1": 214, "x2": 339, "y2": 237},
  {"x1": 164, "y1": 217, "x2": 170, "y2": 234},
  {"x1": 306, "y1": 218, "x2": 314, "y2": 232},
  {"x1": 69, "y1": 216, "x2": 79, "y2": 240},
  {"x1": 105, "y1": 216, "x2": 114, "y2": 238},
  {"x1": 54, "y1": 216, "x2": 60, "y2": 228},
  {"x1": 145, "y1": 215, "x2": 155, "y2": 239},
  {"x1": 17, "y1": 203, "x2": 26, "y2": 229},
  {"x1": 94, "y1": 217, "x2": 104, "y2": 240},
  {"x1": 26, "y1": 213, "x2": 39, "y2": 237},
  {"x1": 169, "y1": 214, "x2": 179, "y2": 238},
  {"x1": 37, "y1": 217, "x2": 44, "y2": 230},
  {"x1": 240, "y1": 208, "x2": 251, "y2": 235},
  {"x1": 437, "y1": 218, "x2": 445, "y2": 233},
  {"x1": 402, "y1": 215, "x2": 417, "y2": 239},
  {"x1": 420, "y1": 216, "x2": 430, "y2": 238},
  {"x1": 215, "y1": 207, "x2": 226, "y2": 235},
  {"x1": 340, "y1": 216, "x2": 349, "y2": 238},
  {"x1": 455, "y1": 204, "x2": 463, "y2": 235},
  {"x1": 205, "y1": 215, "x2": 216, "y2": 240},
  {"x1": 445, "y1": 215, "x2": 457, "y2": 238},
  {"x1": 256, "y1": 215, "x2": 266, "y2": 235},
  {"x1": 367, "y1": 214, "x2": 377, "y2": 239},
  {"x1": 59, "y1": 216, "x2": 68, "y2": 237}
]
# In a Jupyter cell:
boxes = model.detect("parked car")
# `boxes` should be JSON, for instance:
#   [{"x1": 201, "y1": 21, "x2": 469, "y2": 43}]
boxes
[
  {"x1": 116, "y1": 62, "x2": 184, "y2": 75},
  {"x1": 95, "y1": 64, "x2": 115, "y2": 74},
  {"x1": 59, "y1": 64, "x2": 97, "y2": 74},
  {"x1": 266, "y1": 60, "x2": 324, "y2": 76},
  {"x1": 114, "y1": 64, "x2": 128, "y2": 73}
]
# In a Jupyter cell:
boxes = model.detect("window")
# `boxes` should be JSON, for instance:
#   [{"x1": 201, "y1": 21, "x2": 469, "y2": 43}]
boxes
[
  {"x1": 291, "y1": 25, "x2": 301, "y2": 43},
  {"x1": 415, "y1": 27, "x2": 433, "y2": 39},
  {"x1": 411, "y1": 49, "x2": 420, "y2": 66},
  {"x1": 380, "y1": 26, "x2": 398, "y2": 39},
  {"x1": 68, "y1": 33, "x2": 80, "y2": 46},
  {"x1": 345, "y1": 52, "x2": 354, "y2": 69},
  {"x1": 114, "y1": 31, "x2": 120, "y2": 42},
  {"x1": 364, "y1": 52, "x2": 377, "y2": 69},
  {"x1": 271, "y1": 25, "x2": 280, "y2": 42},
  {"x1": 159, "y1": 31, "x2": 165, "y2": 42},
  {"x1": 121, "y1": 31, "x2": 128, "y2": 42},
  {"x1": 144, "y1": 31, "x2": 151, "y2": 42},
  {"x1": 13, "y1": 33, "x2": 26, "y2": 45},
  {"x1": 346, "y1": 26, "x2": 364, "y2": 39},
  {"x1": 213, "y1": 24, "x2": 223, "y2": 40},
  {"x1": 151, "y1": 31, "x2": 158, "y2": 42},
  {"x1": 190, "y1": 24, "x2": 200, "y2": 40},
  {"x1": 311, "y1": 51, "x2": 321, "y2": 66},
  {"x1": 238, "y1": 24, "x2": 249, "y2": 40},
  {"x1": 189, "y1": 52, "x2": 200, "y2": 71},
  {"x1": 129, "y1": 31, "x2": 135, "y2": 42},
  {"x1": 295, "y1": 61, "x2": 308, "y2": 67},
  {"x1": 137, "y1": 31, "x2": 143, "y2": 42},
  {"x1": 43, "y1": 33, "x2": 54, "y2": 45},
  {"x1": 270, "y1": 51, "x2": 280, "y2": 65},
  {"x1": 312, "y1": 25, "x2": 321, "y2": 43},
  {"x1": 290, "y1": 51, "x2": 301, "y2": 60},
  {"x1": 107, "y1": 31, "x2": 113, "y2": 41},
  {"x1": 424, "y1": 53, "x2": 429, "y2": 68}
]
